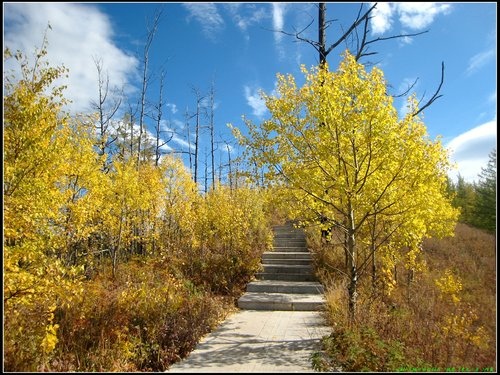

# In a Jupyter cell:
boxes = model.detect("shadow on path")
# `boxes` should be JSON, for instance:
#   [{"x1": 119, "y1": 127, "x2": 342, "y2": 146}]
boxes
[{"x1": 167, "y1": 310, "x2": 331, "y2": 373}]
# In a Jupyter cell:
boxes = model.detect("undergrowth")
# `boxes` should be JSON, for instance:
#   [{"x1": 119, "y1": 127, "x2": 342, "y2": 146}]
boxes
[{"x1": 310, "y1": 223, "x2": 496, "y2": 372}]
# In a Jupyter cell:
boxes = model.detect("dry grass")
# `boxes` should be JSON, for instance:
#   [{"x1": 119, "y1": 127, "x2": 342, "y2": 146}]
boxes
[
  {"x1": 39, "y1": 259, "x2": 236, "y2": 372},
  {"x1": 312, "y1": 223, "x2": 496, "y2": 371}
]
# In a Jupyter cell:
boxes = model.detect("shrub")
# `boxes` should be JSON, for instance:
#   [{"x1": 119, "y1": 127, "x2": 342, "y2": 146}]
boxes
[{"x1": 312, "y1": 223, "x2": 496, "y2": 371}]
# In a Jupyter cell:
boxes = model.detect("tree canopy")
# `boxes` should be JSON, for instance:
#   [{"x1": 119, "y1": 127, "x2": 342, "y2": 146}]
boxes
[{"x1": 232, "y1": 51, "x2": 459, "y2": 318}]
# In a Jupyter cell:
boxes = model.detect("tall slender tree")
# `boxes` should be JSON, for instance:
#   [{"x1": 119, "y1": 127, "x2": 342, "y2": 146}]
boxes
[
  {"x1": 190, "y1": 86, "x2": 206, "y2": 185},
  {"x1": 209, "y1": 79, "x2": 217, "y2": 189},
  {"x1": 137, "y1": 8, "x2": 162, "y2": 168},
  {"x1": 90, "y1": 56, "x2": 122, "y2": 163},
  {"x1": 232, "y1": 52, "x2": 458, "y2": 319},
  {"x1": 150, "y1": 69, "x2": 173, "y2": 166}
]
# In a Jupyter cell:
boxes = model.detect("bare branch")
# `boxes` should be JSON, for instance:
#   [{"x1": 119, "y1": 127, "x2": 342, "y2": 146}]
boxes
[
  {"x1": 271, "y1": 18, "x2": 321, "y2": 53},
  {"x1": 357, "y1": 30, "x2": 429, "y2": 61},
  {"x1": 325, "y1": 3, "x2": 377, "y2": 58},
  {"x1": 392, "y1": 78, "x2": 419, "y2": 98},
  {"x1": 412, "y1": 61, "x2": 445, "y2": 117}
]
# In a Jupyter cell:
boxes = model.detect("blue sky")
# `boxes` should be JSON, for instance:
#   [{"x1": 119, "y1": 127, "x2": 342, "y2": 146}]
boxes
[{"x1": 3, "y1": 2, "x2": 497, "y2": 183}]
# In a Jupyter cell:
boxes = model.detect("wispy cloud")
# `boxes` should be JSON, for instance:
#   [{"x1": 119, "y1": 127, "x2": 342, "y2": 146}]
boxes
[
  {"x1": 111, "y1": 119, "x2": 174, "y2": 152},
  {"x1": 445, "y1": 120, "x2": 497, "y2": 182},
  {"x1": 157, "y1": 123, "x2": 192, "y2": 151},
  {"x1": 243, "y1": 85, "x2": 267, "y2": 119},
  {"x1": 225, "y1": 3, "x2": 268, "y2": 39},
  {"x1": 370, "y1": 2, "x2": 451, "y2": 35},
  {"x1": 466, "y1": 48, "x2": 496, "y2": 76},
  {"x1": 4, "y1": 3, "x2": 139, "y2": 115},
  {"x1": 272, "y1": 3, "x2": 286, "y2": 40},
  {"x1": 170, "y1": 134, "x2": 192, "y2": 151},
  {"x1": 183, "y1": 3, "x2": 224, "y2": 41},
  {"x1": 166, "y1": 103, "x2": 178, "y2": 114},
  {"x1": 272, "y1": 3, "x2": 287, "y2": 59}
]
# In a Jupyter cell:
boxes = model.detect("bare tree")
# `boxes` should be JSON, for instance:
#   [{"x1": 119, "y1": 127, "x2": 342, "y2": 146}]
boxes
[
  {"x1": 184, "y1": 107, "x2": 193, "y2": 172},
  {"x1": 128, "y1": 101, "x2": 138, "y2": 160},
  {"x1": 223, "y1": 139, "x2": 233, "y2": 189},
  {"x1": 276, "y1": 3, "x2": 443, "y2": 116},
  {"x1": 190, "y1": 86, "x2": 207, "y2": 185},
  {"x1": 137, "y1": 8, "x2": 163, "y2": 168},
  {"x1": 148, "y1": 69, "x2": 173, "y2": 166},
  {"x1": 203, "y1": 149, "x2": 209, "y2": 194},
  {"x1": 208, "y1": 78, "x2": 217, "y2": 189},
  {"x1": 90, "y1": 56, "x2": 122, "y2": 162}
]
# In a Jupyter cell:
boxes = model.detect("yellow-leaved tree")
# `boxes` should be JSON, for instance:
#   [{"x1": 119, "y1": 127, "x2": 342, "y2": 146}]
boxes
[
  {"x1": 231, "y1": 51, "x2": 459, "y2": 320},
  {"x1": 4, "y1": 43, "x2": 86, "y2": 369}
]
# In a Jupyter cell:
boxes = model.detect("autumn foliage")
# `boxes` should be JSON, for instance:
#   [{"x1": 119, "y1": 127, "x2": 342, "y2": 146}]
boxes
[
  {"x1": 3, "y1": 41, "x2": 494, "y2": 373},
  {"x1": 3, "y1": 45, "x2": 272, "y2": 371},
  {"x1": 233, "y1": 51, "x2": 459, "y2": 319}
]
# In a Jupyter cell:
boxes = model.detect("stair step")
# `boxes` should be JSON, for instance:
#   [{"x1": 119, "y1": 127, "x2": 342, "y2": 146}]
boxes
[
  {"x1": 256, "y1": 272, "x2": 318, "y2": 281},
  {"x1": 274, "y1": 238, "x2": 306, "y2": 244},
  {"x1": 246, "y1": 280, "x2": 324, "y2": 294},
  {"x1": 263, "y1": 252, "x2": 312, "y2": 260},
  {"x1": 263, "y1": 258, "x2": 312, "y2": 265},
  {"x1": 262, "y1": 264, "x2": 313, "y2": 274},
  {"x1": 273, "y1": 233, "x2": 306, "y2": 238},
  {"x1": 272, "y1": 246, "x2": 308, "y2": 252},
  {"x1": 239, "y1": 223, "x2": 324, "y2": 311},
  {"x1": 237, "y1": 292, "x2": 325, "y2": 311}
]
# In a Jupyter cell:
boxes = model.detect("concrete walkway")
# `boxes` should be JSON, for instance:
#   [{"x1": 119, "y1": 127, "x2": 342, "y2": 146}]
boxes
[{"x1": 167, "y1": 310, "x2": 331, "y2": 373}]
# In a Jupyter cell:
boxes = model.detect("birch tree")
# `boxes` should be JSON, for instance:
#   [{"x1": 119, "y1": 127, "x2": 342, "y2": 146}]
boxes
[{"x1": 231, "y1": 52, "x2": 458, "y2": 319}]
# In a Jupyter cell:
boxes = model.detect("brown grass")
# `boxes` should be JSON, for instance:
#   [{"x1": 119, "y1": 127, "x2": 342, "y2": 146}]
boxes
[
  {"x1": 41, "y1": 259, "x2": 236, "y2": 372},
  {"x1": 312, "y1": 223, "x2": 496, "y2": 371}
]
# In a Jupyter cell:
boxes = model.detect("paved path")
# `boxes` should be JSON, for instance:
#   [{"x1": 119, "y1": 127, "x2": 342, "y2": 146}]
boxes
[{"x1": 167, "y1": 310, "x2": 331, "y2": 373}]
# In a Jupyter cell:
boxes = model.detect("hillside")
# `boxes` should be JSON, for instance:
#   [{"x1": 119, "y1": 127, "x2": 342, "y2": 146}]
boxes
[{"x1": 311, "y1": 223, "x2": 496, "y2": 371}]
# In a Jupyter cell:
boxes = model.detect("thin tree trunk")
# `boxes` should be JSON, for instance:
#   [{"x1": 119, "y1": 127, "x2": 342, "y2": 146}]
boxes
[
  {"x1": 318, "y1": 3, "x2": 327, "y2": 67},
  {"x1": 209, "y1": 81, "x2": 216, "y2": 189},
  {"x1": 346, "y1": 200, "x2": 358, "y2": 322},
  {"x1": 185, "y1": 108, "x2": 193, "y2": 172},
  {"x1": 194, "y1": 101, "x2": 200, "y2": 184},
  {"x1": 137, "y1": 9, "x2": 162, "y2": 168}
]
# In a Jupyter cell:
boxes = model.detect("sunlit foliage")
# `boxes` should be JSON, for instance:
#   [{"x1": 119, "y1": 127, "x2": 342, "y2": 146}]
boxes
[
  {"x1": 4, "y1": 42, "x2": 272, "y2": 371},
  {"x1": 4, "y1": 45, "x2": 86, "y2": 370},
  {"x1": 232, "y1": 51, "x2": 459, "y2": 318}
]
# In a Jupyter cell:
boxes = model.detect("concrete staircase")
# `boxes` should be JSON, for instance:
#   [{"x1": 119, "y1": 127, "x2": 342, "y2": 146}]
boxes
[{"x1": 237, "y1": 223, "x2": 325, "y2": 311}]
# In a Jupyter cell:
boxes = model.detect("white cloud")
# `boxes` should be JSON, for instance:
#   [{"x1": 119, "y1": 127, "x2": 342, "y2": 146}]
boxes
[
  {"x1": 171, "y1": 118, "x2": 185, "y2": 130},
  {"x1": 225, "y1": 3, "x2": 268, "y2": 35},
  {"x1": 370, "y1": 2, "x2": 394, "y2": 35},
  {"x1": 170, "y1": 134, "x2": 192, "y2": 151},
  {"x1": 466, "y1": 48, "x2": 496, "y2": 75},
  {"x1": 272, "y1": 3, "x2": 287, "y2": 59},
  {"x1": 272, "y1": 3, "x2": 286, "y2": 40},
  {"x1": 397, "y1": 3, "x2": 451, "y2": 30},
  {"x1": 396, "y1": 77, "x2": 419, "y2": 118},
  {"x1": 183, "y1": 3, "x2": 224, "y2": 41},
  {"x1": 244, "y1": 85, "x2": 267, "y2": 118},
  {"x1": 370, "y1": 2, "x2": 451, "y2": 35},
  {"x1": 150, "y1": 126, "x2": 192, "y2": 153},
  {"x1": 399, "y1": 35, "x2": 414, "y2": 45},
  {"x1": 110, "y1": 119, "x2": 174, "y2": 152},
  {"x1": 166, "y1": 103, "x2": 178, "y2": 114},
  {"x1": 445, "y1": 120, "x2": 497, "y2": 183},
  {"x1": 3, "y1": 3, "x2": 139, "y2": 115},
  {"x1": 158, "y1": 123, "x2": 192, "y2": 151}
]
